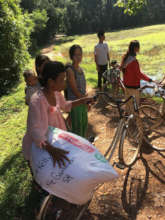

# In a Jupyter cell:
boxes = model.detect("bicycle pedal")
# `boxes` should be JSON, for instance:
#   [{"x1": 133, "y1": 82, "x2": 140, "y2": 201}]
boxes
[
  {"x1": 56, "y1": 209, "x2": 63, "y2": 220},
  {"x1": 115, "y1": 162, "x2": 126, "y2": 169}
]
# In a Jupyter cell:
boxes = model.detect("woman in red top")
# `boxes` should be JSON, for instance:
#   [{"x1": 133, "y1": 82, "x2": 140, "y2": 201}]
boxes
[{"x1": 121, "y1": 40, "x2": 153, "y2": 112}]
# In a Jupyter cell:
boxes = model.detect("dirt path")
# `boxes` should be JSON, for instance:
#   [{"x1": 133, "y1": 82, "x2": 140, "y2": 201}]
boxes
[
  {"x1": 83, "y1": 92, "x2": 165, "y2": 220},
  {"x1": 40, "y1": 35, "x2": 65, "y2": 60}
]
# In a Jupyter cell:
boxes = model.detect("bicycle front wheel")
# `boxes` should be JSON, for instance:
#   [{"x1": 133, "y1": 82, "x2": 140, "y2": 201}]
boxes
[
  {"x1": 119, "y1": 118, "x2": 142, "y2": 167},
  {"x1": 37, "y1": 194, "x2": 53, "y2": 220},
  {"x1": 37, "y1": 194, "x2": 84, "y2": 220}
]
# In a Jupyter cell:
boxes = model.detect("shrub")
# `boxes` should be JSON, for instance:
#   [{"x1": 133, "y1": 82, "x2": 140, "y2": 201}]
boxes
[{"x1": 0, "y1": 0, "x2": 32, "y2": 96}]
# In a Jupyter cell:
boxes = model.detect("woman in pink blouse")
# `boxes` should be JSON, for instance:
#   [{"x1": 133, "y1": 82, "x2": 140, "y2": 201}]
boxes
[{"x1": 22, "y1": 61, "x2": 94, "y2": 167}]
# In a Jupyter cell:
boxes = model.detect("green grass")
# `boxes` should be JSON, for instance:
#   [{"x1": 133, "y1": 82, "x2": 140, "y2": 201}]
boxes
[
  {"x1": 54, "y1": 24, "x2": 165, "y2": 78},
  {"x1": 1, "y1": 24, "x2": 165, "y2": 219}
]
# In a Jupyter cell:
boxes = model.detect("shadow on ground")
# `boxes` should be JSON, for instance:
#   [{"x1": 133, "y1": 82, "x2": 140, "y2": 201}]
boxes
[{"x1": 120, "y1": 150, "x2": 165, "y2": 220}]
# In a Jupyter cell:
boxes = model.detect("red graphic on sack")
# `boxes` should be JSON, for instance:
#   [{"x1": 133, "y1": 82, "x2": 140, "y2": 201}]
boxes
[{"x1": 59, "y1": 133, "x2": 95, "y2": 153}]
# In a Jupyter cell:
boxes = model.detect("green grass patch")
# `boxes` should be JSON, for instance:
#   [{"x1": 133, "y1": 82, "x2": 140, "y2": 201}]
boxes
[{"x1": 1, "y1": 24, "x2": 165, "y2": 219}]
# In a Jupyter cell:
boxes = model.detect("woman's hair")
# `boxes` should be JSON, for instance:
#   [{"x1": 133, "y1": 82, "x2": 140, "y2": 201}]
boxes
[
  {"x1": 23, "y1": 69, "x2": 35, "y2": 80},
  {"x1": 69, "y1": 44, "x2": 82, "y2": 60},
  {"x1": 39, "y1": 61, "x2": 65, "y2": 87},
  {"x1": 35, "y1": 54, "x2": 50, "y2": 76},
  {"x1": 121, "y1": 40, "x2": 140, "y2": 72}
]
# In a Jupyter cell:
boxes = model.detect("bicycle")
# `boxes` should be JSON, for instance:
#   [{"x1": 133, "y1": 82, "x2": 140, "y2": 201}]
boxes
[
  {"x1": 139, "y1": 84, "x2": 165, "y2": 151},
  {"x1": 102, "y1": 61, "x2": 125, "y2": 106},
  {"x1": 37, "y1": 94, "x2": 144, "y2": 220}
]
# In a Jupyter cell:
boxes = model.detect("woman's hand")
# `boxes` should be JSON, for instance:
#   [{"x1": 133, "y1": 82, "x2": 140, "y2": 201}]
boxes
[
  {"x1": 82, "y1": 96, "x2": 96, "y2": 105},
  {"x1": 41, "y1": 141, "x2": 70, "y2": 167}
]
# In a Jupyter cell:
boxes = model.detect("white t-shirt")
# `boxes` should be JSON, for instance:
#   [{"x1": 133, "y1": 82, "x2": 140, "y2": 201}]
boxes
[{"x1": 94, "y1": 42, "x2": 109, "y2": 65}]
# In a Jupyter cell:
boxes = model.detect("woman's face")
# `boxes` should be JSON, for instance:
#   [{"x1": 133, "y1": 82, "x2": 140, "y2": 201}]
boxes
[
  {"x1": 49, "y1": 72, "x2": 66, "y2": 92},
  {"x1": 135, "y1": 46, "x2": 140, "y2": 53},
  {"x1": 72, "y1": 48, "x2": 82, "y2": 64}
]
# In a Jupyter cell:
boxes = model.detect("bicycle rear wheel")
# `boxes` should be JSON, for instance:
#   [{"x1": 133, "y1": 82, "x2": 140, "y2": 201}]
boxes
[
  {"x1": 139, "y1": 105, "x2": 162, "y2": 130},
  {"x1": 119, "y1": 117, "x2": 142, "y2": 167},
  {"x1": 139, "y1": 105, "x2": 165, "y2": 151}
]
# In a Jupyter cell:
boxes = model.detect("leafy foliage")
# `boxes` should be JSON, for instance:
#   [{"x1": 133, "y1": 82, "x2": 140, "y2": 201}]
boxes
[
  {"x1": 115, "y1": 0, "x2": 147, "y2": 15},
  {"x1": 0, "y1": 0, "x2": 32, "y2": 96},
  {"x1": 29, "y1": 9, "x2": 48, "y2": 51},
  {"x1": 19, "y1": 0, "x2": 165, "y2": 37}
]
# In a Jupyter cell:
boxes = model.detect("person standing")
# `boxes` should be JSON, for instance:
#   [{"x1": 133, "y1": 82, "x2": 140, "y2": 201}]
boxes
[
  {"x1": 94, "y1": 31, "x2": 110, "y2": 90},
  {"x1": 120, "y1": 40, "x2": 154, "y2": 113},
  {"x1": 65, "y1": 45, "x2": 88, "y2": 138}
]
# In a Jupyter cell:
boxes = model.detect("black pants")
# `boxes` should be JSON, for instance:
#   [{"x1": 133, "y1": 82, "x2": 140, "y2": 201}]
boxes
[{"x1": 98, "y1": 64, "x2": 108, "y2": 88}]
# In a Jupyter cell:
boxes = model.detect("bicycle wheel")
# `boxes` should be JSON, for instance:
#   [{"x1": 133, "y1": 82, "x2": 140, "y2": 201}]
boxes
[
  {"x1": 143, "y1": 122, "x2": 165, "y2": 151},
  {"x1": 139, "y1": 105, "x2": 165, "y2": 151},
  {"x1": 139, "y1": 105, "x2": 163, "y2": 131},
  {"x1": 143, "y1": 131, "x2": 165, "y2": 151},
  {"x1": 119, "y1": 117, "x2": 142, "y2": 167},
  {"x1": 37, "y1": 194, "x2": 83, "y2": 220},
  {"x1": 37, "y1": 194, "x2": 54, "y2": 220}
]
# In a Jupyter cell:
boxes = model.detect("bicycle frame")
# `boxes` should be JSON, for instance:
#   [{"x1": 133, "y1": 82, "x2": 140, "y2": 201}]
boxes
[{"x1": 95, "y1": 92, "x2": 138, "y2": 161}]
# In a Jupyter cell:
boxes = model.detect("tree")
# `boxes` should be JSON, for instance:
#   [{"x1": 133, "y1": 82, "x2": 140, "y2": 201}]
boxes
[
  {"x1": 0, "y1": 0, "x2": 32, "y2": 95},
  {"x1": 115, "y1": 0, "x2": 147, "y2": 15}
]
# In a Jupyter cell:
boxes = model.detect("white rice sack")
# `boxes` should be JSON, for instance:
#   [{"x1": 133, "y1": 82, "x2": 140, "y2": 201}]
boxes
[{"x1": 31, "y1": 126, "x2": 119, "y2": 205}]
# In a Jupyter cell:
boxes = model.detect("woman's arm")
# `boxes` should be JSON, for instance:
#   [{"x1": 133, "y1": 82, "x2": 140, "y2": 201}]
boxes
[
  {"x1": 28, "y1": 98, "x2": 47, "y2": 146},
  {"x1": 134, "y1": 60, "x2": 152, "y2": 82},
  {"x1": 57, "y1": 92, "x2": 93, "y2": 111},
  {"x1": 71, "y1": 96, "x2": 94, "y2": 108},
  {"x1": 56, "y1": 92, "x2": 72, "y2": 112},
  {"x1": 67, "y1": 67, "x2": 84, "y2": 98}
]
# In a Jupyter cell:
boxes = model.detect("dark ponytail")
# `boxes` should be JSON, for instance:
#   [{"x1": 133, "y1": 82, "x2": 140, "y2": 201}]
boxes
[
  {"x1": 121, "y1": 40, "x2": 140, "y2": 73},
  {"x1": 35, "y1": 54, "x2": 50, "y2": 76}
]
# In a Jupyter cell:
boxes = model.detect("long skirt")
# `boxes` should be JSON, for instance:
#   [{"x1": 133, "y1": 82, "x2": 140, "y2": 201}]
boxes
[{"x1": 70, "y1": 104, "x2": 88, "y2": 138}]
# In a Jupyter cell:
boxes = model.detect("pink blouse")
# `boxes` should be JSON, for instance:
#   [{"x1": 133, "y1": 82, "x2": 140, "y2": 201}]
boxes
[{"x1": 22, "y1": 90, "x2": 72, "y2": 161}]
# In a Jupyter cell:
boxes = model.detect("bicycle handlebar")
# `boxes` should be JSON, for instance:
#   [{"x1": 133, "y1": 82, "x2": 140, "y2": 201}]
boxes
[
  {"x1": 94, "y1": 92, "x2": 138, "y2": 115},
  {"x1": 139, "y1": 85, "x2": 155, "y2": 92}
]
